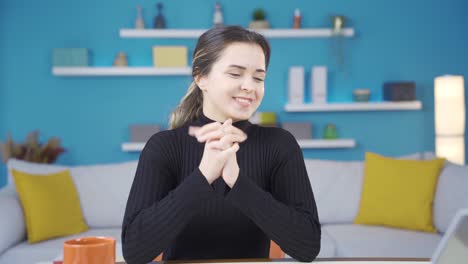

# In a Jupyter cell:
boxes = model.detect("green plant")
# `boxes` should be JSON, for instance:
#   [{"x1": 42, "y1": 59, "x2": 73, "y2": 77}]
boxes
[
  {"x1": 0, "y1": 131, "x2": 66, "y2": 164},
  {"x1": 252, "y1": 8, "x2": 266, "y2": 21}
]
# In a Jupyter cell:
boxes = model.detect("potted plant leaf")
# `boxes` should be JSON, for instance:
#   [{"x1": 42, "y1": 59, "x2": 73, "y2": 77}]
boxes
[
  {"x1": 0, "y1": 131, "x2": 66, "y2": 164},
  {"x1": 248, "y1": 8, "x2": 270, "y2": 29}
]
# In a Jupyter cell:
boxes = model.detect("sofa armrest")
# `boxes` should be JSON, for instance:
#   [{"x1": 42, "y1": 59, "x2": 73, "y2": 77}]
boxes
[{"x1": 0, "y1": 187, "x2": 26, "y2": 256}]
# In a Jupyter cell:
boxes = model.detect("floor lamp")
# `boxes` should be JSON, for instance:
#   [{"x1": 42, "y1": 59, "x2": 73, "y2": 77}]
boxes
[{"x1": 434, "y1": 75, "x2": 465, "y2": 165}]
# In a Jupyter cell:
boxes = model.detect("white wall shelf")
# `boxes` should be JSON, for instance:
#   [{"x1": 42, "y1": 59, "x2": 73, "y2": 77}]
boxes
[
  {"x1": 122, "y1": 143, "x2": 146, "y2": 152},
  {"x1": 285, "y1": 101, "x2": 422, "y2": 112},
  {"x1": 297, "y1": 139, "x2": 356, "y2": 149},
  {"x1": 122, "y1": 139, "x2": 356, "y2": 152},
  {"x1": 119, "y1": 28, "x2": 355, "y2": 39},
  {"x1": 52, "y1": 67, "x2": 192, "y2": 76}
]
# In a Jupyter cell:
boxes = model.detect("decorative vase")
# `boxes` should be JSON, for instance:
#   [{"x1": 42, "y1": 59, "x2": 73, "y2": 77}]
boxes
[
  {"x1": 329, "y1": 15, "x2": 348, "y2": 72},
  {"x1": 134, "y1": 6, "x2": 145, "y2": 29},
  {"x1": 353, "y1": 89, "x2": 371, "y2": 102},
  {"x1": 153, "y1": 3, "x2": 166, "y2": 29}
]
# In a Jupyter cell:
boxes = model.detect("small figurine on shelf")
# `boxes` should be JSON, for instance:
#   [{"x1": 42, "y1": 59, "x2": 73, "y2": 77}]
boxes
[
  {"x1": 293, "y1": 8, "x2": 301, "y2": 29},
  {"x1": 113, "y1": 52, "x2": 128, "y2": 67},
  {"x1": 135, "y1": 6, "x2": 145, "y2": 29},
  {"x1": 213, "y1": 2, "x2": 224, "y2": 28},
  {"x1": 331, "y1": 15, "x2": 346, "y2": 35},
  {"x1": 323, "y1": 124, "x2": 338, "y2": 139},
  {"x1": 153, "y1": 3, "x2": 166, "y2": 29}
]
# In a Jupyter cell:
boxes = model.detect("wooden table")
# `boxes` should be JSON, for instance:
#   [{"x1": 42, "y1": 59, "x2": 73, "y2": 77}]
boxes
[{"x1": 115, "y1": 258, "x2": 431, "y2": 264}]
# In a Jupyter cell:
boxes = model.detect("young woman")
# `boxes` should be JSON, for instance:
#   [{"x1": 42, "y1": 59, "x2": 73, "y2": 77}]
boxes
[{"x1": 122, "y1": 26, "x2": 321, "y2": 263}]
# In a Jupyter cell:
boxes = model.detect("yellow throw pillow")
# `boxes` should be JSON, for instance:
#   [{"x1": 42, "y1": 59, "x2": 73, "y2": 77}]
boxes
[
  {"x1": 12, "y1": 169, "x2": 88, "y2": 243},
  {"x1": 354, "y1": 152, "x2": 446, "y2": 232}
]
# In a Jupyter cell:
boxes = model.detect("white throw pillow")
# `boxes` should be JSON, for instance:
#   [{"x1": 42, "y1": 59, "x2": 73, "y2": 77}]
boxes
[
  {"x1": 70, "y1": 161, "x2": 137, "y2": 228},
  {"x1": 433, "y1": 161, "x2": 468, "y2": 233},
  {"x1": 6, "y1": 159, "x2": 67, "y2": 188},
  {"x1": 305, "y1": 159, "x2": 364, "y2": 224},
  {"x1": 421, "y1": 152, "x2": 437, "y2": 160},
  {"x1": 398, "y1": 152, "x2": 423, "y2": 160}
]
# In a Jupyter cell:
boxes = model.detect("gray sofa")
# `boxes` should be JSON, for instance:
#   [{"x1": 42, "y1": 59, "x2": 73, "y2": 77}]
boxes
[{"x1": 0, "y1": 153, "x2": 467, "y2": 263}]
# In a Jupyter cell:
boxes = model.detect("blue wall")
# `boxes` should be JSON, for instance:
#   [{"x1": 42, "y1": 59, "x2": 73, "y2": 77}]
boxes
[
  {"x1": 1, "y1": 0, "x2": 468, "y2": 187},
  {"x1": 1, "y1": 0, "x2": 6, "y2": 187}
]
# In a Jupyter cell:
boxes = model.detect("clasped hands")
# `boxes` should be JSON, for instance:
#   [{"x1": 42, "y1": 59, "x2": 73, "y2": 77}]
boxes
[{"x1": 188, "y1": 119, "x2": 247, "y2": 188}]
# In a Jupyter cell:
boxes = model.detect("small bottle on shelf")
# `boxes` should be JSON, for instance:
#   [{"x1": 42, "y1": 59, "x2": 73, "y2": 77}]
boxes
[
  {"x1": 293, "y1": 8, "x2": 301, "y2": 29},
  {"x1": 134, "y1": 6, "x2": 145, "y2": 29},
  {"x1": 213, "y1": 2, "x2": 224, "y2": 28}
]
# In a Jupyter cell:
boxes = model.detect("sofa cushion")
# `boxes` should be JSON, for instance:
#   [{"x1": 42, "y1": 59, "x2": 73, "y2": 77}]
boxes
[
  {"x1": 305, "y1": 153, "x2": 425, "y2": 225},
  {"x1": 433, "y1": 161, "x2": 468, "y2": 233},
  {"x1": 316, "y1": 228, "x2": 336, "y2": 258},
  {"x1": 323, "y1": 224, "x2": 441, "y2": 258},
  {"x1": 354, "y1": 152, "x2": 445, "y2": 233},
  {"x1": 0, "y1": 187, "x2": 26, "y2": 256},
  {"x1": 0, "y1": 228, "x2": 123, "y2": 264},
  {"x1": 70, "y1": 161, "x2": 137, "y2": 228},
  {"x1": 305, "y1": 159, "x2": 364, "y2": 224},
  {"x1": 7, "y1": 159, "x2": 138, "y2": 228},
  {"x1": 272, "y1": 228, "x2": 337, "y2": 259},
  {"x1": 12, "y1": 169, "x2": 88, "y2": 243}
]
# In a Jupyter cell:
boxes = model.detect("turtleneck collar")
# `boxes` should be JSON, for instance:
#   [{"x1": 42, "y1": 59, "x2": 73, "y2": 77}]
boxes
[{"x1": 192, "y1": 112, "x2": 252, "y2": 133}]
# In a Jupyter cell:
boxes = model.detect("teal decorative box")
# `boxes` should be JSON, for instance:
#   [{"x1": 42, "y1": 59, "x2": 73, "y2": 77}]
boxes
[{"x1": 53, "y1": 48, "x2": 90, "y2": 66}]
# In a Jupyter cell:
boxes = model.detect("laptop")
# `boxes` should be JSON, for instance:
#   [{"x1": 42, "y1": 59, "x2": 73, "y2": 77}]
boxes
[{"x1": 431, "y1": 208, "x2": 468, "y2": 263}]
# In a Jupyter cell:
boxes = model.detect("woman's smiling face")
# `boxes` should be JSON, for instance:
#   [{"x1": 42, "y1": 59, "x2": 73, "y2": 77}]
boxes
[{"x1": 196, "y1": 42, "x2": 266, "y2": 122}]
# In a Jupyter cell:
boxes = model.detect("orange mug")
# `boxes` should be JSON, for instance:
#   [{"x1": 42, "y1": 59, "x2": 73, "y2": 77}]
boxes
[{"x1": 63, "y1": 236, "x2": 116, "y2": 264}]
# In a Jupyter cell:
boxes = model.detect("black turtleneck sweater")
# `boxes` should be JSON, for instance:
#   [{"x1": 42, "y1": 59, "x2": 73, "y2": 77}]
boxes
[{"x1": 122, "y1": 114, "x2": 321, "y2": 264}]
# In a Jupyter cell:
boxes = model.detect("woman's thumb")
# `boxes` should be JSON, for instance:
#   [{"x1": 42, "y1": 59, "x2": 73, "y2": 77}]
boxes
[{"x1": 221, "y1": 142, "x2": 239, "y2": 157}]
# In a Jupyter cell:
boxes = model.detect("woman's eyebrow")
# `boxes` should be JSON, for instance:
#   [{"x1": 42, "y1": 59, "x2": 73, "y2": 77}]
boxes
[{"x1": 228, "y1": 64, "x2": 266, "y2": 73}]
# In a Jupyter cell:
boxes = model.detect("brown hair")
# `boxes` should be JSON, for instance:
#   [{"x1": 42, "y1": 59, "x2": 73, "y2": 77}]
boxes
[{"x1": 169, "y1": 26, "x2": 271, "y2": 129}]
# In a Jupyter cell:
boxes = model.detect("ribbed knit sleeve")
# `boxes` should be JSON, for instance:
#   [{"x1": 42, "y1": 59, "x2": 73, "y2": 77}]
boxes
[
  {"x1": 121, "y1": 132, "x2": 214, "y2": 264},
  {"x1": 225, "y1": 130, "x2": 321, "y2": 262}
]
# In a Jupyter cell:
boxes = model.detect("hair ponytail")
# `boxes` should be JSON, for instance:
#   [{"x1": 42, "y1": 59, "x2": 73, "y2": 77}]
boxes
[{"x1": 169, "y1": 81, "x2": 203, "y2": 129}]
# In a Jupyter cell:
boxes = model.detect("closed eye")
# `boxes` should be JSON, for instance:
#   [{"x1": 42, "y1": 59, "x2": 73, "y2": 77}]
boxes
[
  {"x1": 254, "y1": 77, "x2": 264, "y2": 82},
  {"x1": 228, "y1": 73, "x2": 241, "y2": 77}
]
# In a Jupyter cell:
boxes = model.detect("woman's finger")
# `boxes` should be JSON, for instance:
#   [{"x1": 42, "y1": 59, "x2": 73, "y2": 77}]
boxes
[
  {"x1": 188, "y1": 126, "x2": 201, "y2": 136},
  {"x1": 197, "y1": 126, "x2": 248, "y2": 144},
  {"x1": 206, "y1": 140, "x2": 224, "y2": 151},
  {"x1": 196, "y1": 129, "x2": 224, "y2": 143},
  {"x1": 218, "y1": 133, "x2": 247, "y2": 149},
  {"x1": 189, "y1": 118, "x2": 247, "y2": 144},
  {"x1": 221, "y1": 142, "x2": 240, "y2": 158},
  {"x1": 196, "y1": 118, "x2": 232, "y2": 139},
  {"x1": 190, "y1": 118, "x2": 230, "y2": 141},
  {"x1": 189, "y1": 122, "x2": 222, "y2": 137},
  {"x1": 221, "y1": 125, "x2": 246, "y2": 138}
]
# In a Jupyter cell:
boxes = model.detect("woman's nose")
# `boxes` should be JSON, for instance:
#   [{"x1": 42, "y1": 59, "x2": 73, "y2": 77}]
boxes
[{"x1": 241, "y1": 79, "x2": 255, "y2": 91}]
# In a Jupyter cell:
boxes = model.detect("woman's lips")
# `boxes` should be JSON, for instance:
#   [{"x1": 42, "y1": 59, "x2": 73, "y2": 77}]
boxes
[{"x1": 233, "y1": 97, "x2": 253, "y2": 107}]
